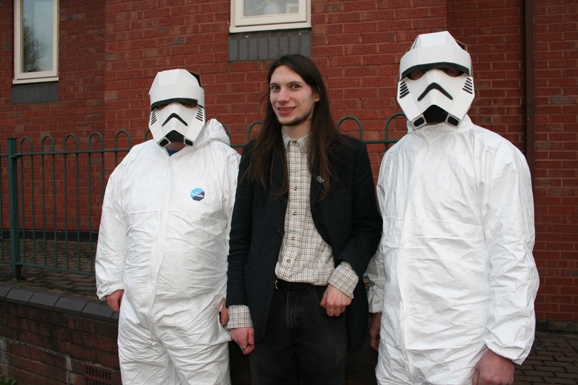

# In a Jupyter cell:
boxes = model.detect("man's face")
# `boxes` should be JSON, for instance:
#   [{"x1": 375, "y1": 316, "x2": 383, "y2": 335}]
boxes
[{"x1": 269, "y1": 65, "x2": 320, "y2": 131}]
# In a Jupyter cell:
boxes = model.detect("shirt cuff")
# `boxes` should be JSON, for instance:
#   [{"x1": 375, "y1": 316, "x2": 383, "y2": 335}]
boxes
[
  {"x1": 367, "y1": 285, "x2": 384, "y2": 313},
  {"x1": 327, "y1": 262, "x2": 359, "y2": 299},
  {"x1": 227, "y1": 305, "x2": 254, "y2": 329}
]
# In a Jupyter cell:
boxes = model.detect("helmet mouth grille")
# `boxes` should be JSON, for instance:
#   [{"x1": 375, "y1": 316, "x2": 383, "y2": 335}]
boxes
[
  {"x1": 412, "y1": 105, "x2": 462, "y2": 128},
  {"x1": 166, "y1": 130, "x2": 184, "y2": 143}
]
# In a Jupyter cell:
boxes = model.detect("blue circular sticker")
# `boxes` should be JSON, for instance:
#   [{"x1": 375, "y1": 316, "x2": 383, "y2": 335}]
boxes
[{"x1": 190, "y1": 188, "x2": 205, "y2": 201}]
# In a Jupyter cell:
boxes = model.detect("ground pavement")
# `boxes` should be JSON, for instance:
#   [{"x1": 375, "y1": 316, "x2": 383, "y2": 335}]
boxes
[{"x1": 1, "y1": 264, "x2": 577, "y2": 384}]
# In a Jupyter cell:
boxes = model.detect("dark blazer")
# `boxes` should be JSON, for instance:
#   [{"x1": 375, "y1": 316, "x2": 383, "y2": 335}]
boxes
[{"x1": 227, "y1": 135, "x2": 382, "y2": 351}]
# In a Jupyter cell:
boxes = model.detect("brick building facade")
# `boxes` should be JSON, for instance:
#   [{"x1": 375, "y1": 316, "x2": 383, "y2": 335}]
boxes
[{"x1": 0, "y1": 0, "x2": 576, "y2": 331}]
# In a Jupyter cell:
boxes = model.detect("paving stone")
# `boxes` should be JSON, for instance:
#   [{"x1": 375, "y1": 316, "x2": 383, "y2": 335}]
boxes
[
  {"x1": 544, "y1": 378, "x2": 577, "y2": 384},
  {"x1": 534, "y1": 365, "x2": 566, "y2": 372}
]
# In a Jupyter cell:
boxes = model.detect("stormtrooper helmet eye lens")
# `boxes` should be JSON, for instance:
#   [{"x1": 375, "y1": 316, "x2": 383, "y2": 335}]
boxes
[
  {"x1": 441, "y1": 68, "x2": 463, "y2": 78},
  {"x1": 155, "y1": 103, "x2": 169, "y2": 111},
  {"x1": 408, "y1": 69, "x2": 428, "y2": 80}
]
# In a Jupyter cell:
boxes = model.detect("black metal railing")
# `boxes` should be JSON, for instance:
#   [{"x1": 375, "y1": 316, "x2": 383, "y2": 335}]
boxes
[{"x1": 0, "y1": 114, "x2": 404, "y2": 279}]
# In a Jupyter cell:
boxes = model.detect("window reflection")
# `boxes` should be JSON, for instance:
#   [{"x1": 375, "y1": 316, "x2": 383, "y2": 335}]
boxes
[
  {"x1": 243, "y1": 0, "x2": 300, "y2": 16},
  {"x1": 22, "y1": 0, "x2": 54, "y2": 73}
]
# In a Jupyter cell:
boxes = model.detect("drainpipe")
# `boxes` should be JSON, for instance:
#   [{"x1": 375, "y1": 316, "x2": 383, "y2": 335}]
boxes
[{"x1": 525, "y1": 0, "x2": 535, "y2": 182}]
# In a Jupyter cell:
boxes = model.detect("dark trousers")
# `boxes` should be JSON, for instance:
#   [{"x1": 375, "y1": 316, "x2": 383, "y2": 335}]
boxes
[{"x1": 249, "y1": 285, "x2": 347, "y2": 385}]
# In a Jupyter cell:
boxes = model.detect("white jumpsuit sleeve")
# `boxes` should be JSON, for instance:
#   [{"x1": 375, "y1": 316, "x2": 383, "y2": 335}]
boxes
[
  {"x1": 224, "y1": 150, "x2": 241, "y2": 246},
  {"x1": 95, "y1": 166, "x2": 127, "y2": 301},
  {"x1": 482, "y1": 143, "x2": 539, "y2": 365},
  {"x1": 366, "y1": 164, "x2": 386, "y2": 314}
]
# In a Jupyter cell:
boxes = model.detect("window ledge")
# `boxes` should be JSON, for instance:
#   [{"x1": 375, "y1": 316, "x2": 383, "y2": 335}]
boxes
[{"x1": 13, "y1": 76, "x2": 59, "y2": 85}]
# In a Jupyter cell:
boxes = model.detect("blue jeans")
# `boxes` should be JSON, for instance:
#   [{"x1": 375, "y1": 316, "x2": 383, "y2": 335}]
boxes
[{"x1": 249, "y1": 285, "x2": 347, "y2": 385}]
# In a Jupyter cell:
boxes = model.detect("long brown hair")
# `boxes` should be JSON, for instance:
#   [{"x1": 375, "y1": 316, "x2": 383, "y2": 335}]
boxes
[{"x1": 245, "y1": 54, "x2": 347, "y2": 200}]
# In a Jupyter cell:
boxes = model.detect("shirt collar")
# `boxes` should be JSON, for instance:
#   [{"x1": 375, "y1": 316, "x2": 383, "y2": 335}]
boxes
[{"x1": 282, "y1": 130, "x2": 310, "y2": 154}]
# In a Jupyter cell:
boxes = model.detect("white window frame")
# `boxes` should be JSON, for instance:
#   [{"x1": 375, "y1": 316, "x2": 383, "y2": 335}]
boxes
[
  {"x1": 13, "y1": 0, "x2": 59, "y2": 84},
  {"x1": 230, "y1": 0, "x2": 310, "y2": 33}
]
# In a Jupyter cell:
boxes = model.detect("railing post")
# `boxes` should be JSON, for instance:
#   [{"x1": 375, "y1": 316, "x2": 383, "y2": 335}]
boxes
[{"x1": 7, "y1": 138, "x2": 22, "y2": 280}]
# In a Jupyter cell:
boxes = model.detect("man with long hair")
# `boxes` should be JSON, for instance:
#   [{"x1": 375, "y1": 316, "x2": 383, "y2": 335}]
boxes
[{"x1": 226, "y1": 54, "x2": 382, "y2": 384}]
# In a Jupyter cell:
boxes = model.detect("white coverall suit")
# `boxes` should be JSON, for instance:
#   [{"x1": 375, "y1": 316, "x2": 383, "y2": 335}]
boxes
[
  {"x1": 96, "y1": 119, "x2": 240, "y2": 385},
  {"x1": 367, "y1": 115, "x2": 539, "y2": 384}
]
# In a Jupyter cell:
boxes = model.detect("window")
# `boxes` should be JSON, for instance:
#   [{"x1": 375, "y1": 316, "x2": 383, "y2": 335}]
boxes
[
  {"x1": 13, "y1": 0, "x2": 59, "y2": 84},
  {"x1": 230, "y1": 0, "x2": 310, "y2": 33}
]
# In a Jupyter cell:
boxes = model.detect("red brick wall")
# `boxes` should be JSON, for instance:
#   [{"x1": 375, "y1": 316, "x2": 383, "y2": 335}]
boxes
[
  {"x1": 0, "y1": 296, "x2": 379, "y2": 384},
  {"x1": 310, "y1": 0, "x2": 447, "y2": 173},
  {"x1": 0, "y1": 0, "x2": 106, "y2": 143},
  {"x1": 0, "y1": 0, "x2": 576, "y2": 322},
  {"x1": 447, "y1": 0, "x2": 527, "y2": 149},
  {"x1": 101, "y1": 0, "x2": 449, "y2": 176},
  {"x1": 0, "y1": 0, "x2": 107, "y2": 232},
  {"x1": 0, "y1": 301, "x2": 121, "y2": 385},
  {"x1": 532, "y1": 1, "x2": 578, "y2": 322},
  {"x1": 102, "y1": 1, "x2": 240, "y2": 149}
]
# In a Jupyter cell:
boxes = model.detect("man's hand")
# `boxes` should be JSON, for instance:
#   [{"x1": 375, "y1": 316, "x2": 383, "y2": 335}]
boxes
[
  {"x1": 231, "y1": 327, "x2": 255, "y2": 355},
  {"x1": 472, "y1": 349, "x2": 514, "y2": 385},
  {"x1": 320, "y1": 284, "x2": 352, "y2": 317},
  {"x1": 369, "y1": 312, "x2": 382, "y2": 351},
  {"x1": 219, "y1": 300, "x2": 229, "y2": 326},
  {"x1": 105, "y1": 289, "x2": 124, "y2": 312}
]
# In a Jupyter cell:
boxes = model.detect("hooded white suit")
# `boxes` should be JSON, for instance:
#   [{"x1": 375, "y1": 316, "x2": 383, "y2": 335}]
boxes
[
  {"x1": 367, "y1": 115, "x2": 539, "y2": 384},
  {"x1": 96, "y1": 119, "x2": 240, "y2": 385}
]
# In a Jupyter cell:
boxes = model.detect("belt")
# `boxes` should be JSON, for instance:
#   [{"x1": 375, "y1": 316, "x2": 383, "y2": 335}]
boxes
[{"x1": 274, "y1": 279, "x2": 321, "y2": 291}]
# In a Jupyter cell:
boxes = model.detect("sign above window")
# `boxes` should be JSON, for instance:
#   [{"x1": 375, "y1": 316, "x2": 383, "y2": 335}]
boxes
[{"x1": 230, "y1": 0, "x2": 310, "y2": 33}]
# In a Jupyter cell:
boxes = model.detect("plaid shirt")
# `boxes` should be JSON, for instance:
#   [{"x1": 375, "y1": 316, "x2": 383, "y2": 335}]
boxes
[{"x1": 228, "y1": 132, "x2": 359, "y2": 329}]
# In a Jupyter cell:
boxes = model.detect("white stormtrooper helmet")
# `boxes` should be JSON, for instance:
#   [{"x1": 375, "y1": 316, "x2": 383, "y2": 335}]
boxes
[
  {"x1": 148, "y1": 69, "x2": 205, "y2": 147},
  {"x1": 397, "y1": 31, "x2": 474, "y2": 129}
]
